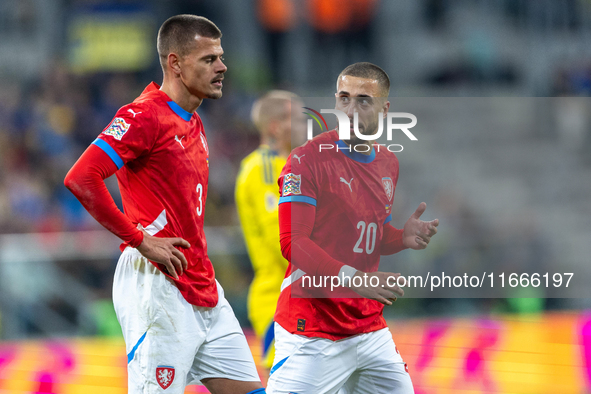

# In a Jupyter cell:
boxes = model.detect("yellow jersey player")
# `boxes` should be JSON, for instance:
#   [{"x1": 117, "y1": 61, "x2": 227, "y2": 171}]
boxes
[{"x1": 235, "y1": 91, "x2": 305, "y2": 368}]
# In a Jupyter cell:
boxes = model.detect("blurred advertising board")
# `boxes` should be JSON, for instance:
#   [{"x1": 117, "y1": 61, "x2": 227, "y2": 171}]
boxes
[{"x1": 0, "y1": 312, "x2": 588, "y2": 393}]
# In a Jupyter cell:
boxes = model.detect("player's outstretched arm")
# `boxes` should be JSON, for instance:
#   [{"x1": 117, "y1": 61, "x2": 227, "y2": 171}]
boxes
[
  {"x1": 402, "y1": 202, "x2": 439, "y2": 250},
  {"x1": 346, "y1": 271, "x2": 405, "y2": 306}
]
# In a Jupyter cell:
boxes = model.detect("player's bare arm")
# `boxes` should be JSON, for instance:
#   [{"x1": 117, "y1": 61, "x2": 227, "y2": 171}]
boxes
[
  {"x1": 137, "y1": 230, "x2": 190, "y2": 279},
  {"x1": 402, "y1": 202, "x2": 439, "y2": 249}
]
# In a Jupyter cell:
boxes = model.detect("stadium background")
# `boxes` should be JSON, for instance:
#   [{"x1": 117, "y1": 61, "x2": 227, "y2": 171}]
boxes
[{"x1": 0, "y1": 0, "x2": 590, "y2": 392}]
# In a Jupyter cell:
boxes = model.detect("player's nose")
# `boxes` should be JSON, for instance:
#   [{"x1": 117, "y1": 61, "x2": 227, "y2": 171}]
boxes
[
  {"x1": 345, "y1": 103, "x2": 356, "y2": 118},
  {"x1": 215, "y1": 59, "x2": 227, "y2": 74}
]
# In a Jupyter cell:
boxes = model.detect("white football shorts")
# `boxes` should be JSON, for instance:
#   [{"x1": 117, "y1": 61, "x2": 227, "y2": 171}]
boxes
[
  {"x1": 113, "y1": 247, "x2": 260, "y2": 393},
  {"x1": 266, "y1": 323, "x2": 414, "y2": 394}
]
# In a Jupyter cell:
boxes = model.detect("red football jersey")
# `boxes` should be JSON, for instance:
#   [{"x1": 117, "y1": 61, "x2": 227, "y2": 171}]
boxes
[
  {"x1": 94, "y1": 82, "x2": 216, "y2": 307},
  {"x1": 276, "y1": 130, "x2": 399, "y2": 339}
]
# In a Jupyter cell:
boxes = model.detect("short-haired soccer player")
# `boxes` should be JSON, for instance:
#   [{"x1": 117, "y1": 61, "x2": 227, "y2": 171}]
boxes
[
  {"x1": 267, "y1": 62, "x2": 439, "y2": 393},
  {"x1": 65, "y1": 15, "x2": 265, "y2": 394},
  {"x1": 235, "y1": 91, "x2": 306, "y2": 370}
]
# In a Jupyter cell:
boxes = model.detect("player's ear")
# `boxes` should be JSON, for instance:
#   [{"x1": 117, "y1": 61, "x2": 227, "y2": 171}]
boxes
[
  {"x1": 382, "y1": 100, "x2": 390, "y2": 118},
  {"x1": 168, "y1": 53, "x2": 182, "y2": 76}
]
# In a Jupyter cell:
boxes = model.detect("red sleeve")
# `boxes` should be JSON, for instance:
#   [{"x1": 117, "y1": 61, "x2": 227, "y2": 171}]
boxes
[
  {"x1": 279, "y1": 201, "x2": 345, "y2": 277},
  {"x1": 380, "y1": 223, "x2": 407, "y2": 255},
  {"x1": 96, "y1": 102, "x2": 158, "y2": 165},
  {"x1": 64, "y1": 144, "x2": 144, "y2": 247}
]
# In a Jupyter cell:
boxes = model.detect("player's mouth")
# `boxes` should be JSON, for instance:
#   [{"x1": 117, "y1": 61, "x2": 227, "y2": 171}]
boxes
[
  {"x1": 348, "y1": 119, "x2": 363, "y2": 134},
  {"x1": 212, "y1": 78, "x2": 223, "y2": 87}
]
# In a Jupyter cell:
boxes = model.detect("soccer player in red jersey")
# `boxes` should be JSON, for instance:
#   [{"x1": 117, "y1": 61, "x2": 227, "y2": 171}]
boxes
[
  {"x1": 64, "y1": 15, "x2": 265, "y2": 394},
  {"x1": 267, "y1": 63, "x2": 439, "y2": 393}
]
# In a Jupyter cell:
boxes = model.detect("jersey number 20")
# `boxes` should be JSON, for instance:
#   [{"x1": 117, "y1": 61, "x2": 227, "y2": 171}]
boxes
[{"x1": 354, "y1": 221, "x2": 377, "y2": 254}]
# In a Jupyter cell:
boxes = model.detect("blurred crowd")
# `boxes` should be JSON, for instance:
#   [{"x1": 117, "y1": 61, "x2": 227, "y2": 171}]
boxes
[
  {"x1": 0, "y1": 64, "x2": 264, "y2": 235},
  {"x1": 2, "y1": 0, "x2": 591, "y2": 236}
]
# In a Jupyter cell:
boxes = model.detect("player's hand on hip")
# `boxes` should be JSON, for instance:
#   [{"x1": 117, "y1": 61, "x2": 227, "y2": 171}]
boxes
[
  {"x1": 403, "y1": 202, "x2": 439, "y2": 250},
  {"x1": 136, "y1": 230, "x2": 190, "y2": 279},
  {"x1": 347, "y1": 271, "x2": 404, "y2": 306}
]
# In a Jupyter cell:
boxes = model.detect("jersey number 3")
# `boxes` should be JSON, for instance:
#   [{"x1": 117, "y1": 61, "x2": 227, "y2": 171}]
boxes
[
  {"x1": 354, "y1": 221, "x2": 377, "y2": 254},
  {"x1": 196, "y1": 183, "x2": 203, "y2": 216}
]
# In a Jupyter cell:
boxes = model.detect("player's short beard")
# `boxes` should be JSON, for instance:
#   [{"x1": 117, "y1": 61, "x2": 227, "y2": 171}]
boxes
[
  {"x1": 207, "y1": 91, "x2": 223, "y2": 99},
  {"x1": 351, "y1": 118, "x2": 379, "y2": 145},
  {"x1": 350, "y1": 137, "x2": 373, "y2": 149}
]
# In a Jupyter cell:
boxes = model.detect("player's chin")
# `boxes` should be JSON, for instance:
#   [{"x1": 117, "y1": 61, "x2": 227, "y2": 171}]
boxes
[{"x1": 206, "y1": 90, "x2": 223, "y2": 99}]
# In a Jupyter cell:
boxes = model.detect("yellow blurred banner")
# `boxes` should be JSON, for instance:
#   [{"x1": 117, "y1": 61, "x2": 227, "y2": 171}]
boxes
[
  {"x1": 68, "y1": 12, "x2": 153, "y2": 73},
  {"x1": 0, "y1": 312, "x2": 589, "y2": 393}
]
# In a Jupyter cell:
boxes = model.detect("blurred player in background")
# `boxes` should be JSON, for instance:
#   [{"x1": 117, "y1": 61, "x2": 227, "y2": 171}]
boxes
[
  {"x1": 235, "y1": 91, "x2": 306, "y2": 369},
  {"x1": 267, "y1": 62, "x2": 439, "y2": 393},
  {"x1": 65, "y1": 15, "x2": 265, "y2": 394}
]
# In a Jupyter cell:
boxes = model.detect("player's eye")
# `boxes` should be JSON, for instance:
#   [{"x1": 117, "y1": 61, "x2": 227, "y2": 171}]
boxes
[
  {"x1": 219, "y1": 56, "x2": 225, "y2": 62},
  {"x1": 340, "y1": 96, "x2": 350, "y2": 103}
]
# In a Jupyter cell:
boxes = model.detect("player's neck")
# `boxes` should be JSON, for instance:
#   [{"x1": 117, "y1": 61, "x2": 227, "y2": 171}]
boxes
[
  {"x1": 342, "y1": 139, "x2": 374, "y2": 156},
  {"x1": 261, "y1": 137, "x2": 289, "y2": 157},
  {"x1": 160, "y1": 78, "x2": 203, "y2": 114}
]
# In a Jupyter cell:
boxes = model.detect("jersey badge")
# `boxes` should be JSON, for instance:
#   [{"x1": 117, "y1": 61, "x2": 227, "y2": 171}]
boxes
[
  {"x1": 340, "y1": 177, "x2": 354, "y2": 193},
  {"x1": 103, "y1": 117, "x2": 130, "y2": 141},
  {"x1": 283, "y1": 173, "x2": 301, "y2": 196},
  {"x1": 156, "y1": 366, "x2": 175, "y2": 389},
  {"x1": 382, "y1": 177, "x2": 393, "y2": 201}
]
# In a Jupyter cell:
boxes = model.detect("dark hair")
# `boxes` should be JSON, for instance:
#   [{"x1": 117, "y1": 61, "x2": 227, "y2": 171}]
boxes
[
  {"x1": 337, "y1": 62, "x2": 390, "y2": 96},
  {"x1": 157, "y1": 15, "x2": 222, "y2": 67}
]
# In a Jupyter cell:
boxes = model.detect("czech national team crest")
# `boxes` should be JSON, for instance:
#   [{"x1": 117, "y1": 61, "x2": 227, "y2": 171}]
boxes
[
  {"x1": 283, "y1": 173, "x2": 301, "y2": 196},
  {"x1": 102, "y1": 117, "x2": 130, "y2": 140},
  {"x1": 382, "y1": 177, "x2": 394, "y2": 201},
  {"x1": 156, "y1": 366, "x2": 175, "y2": 390}
]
